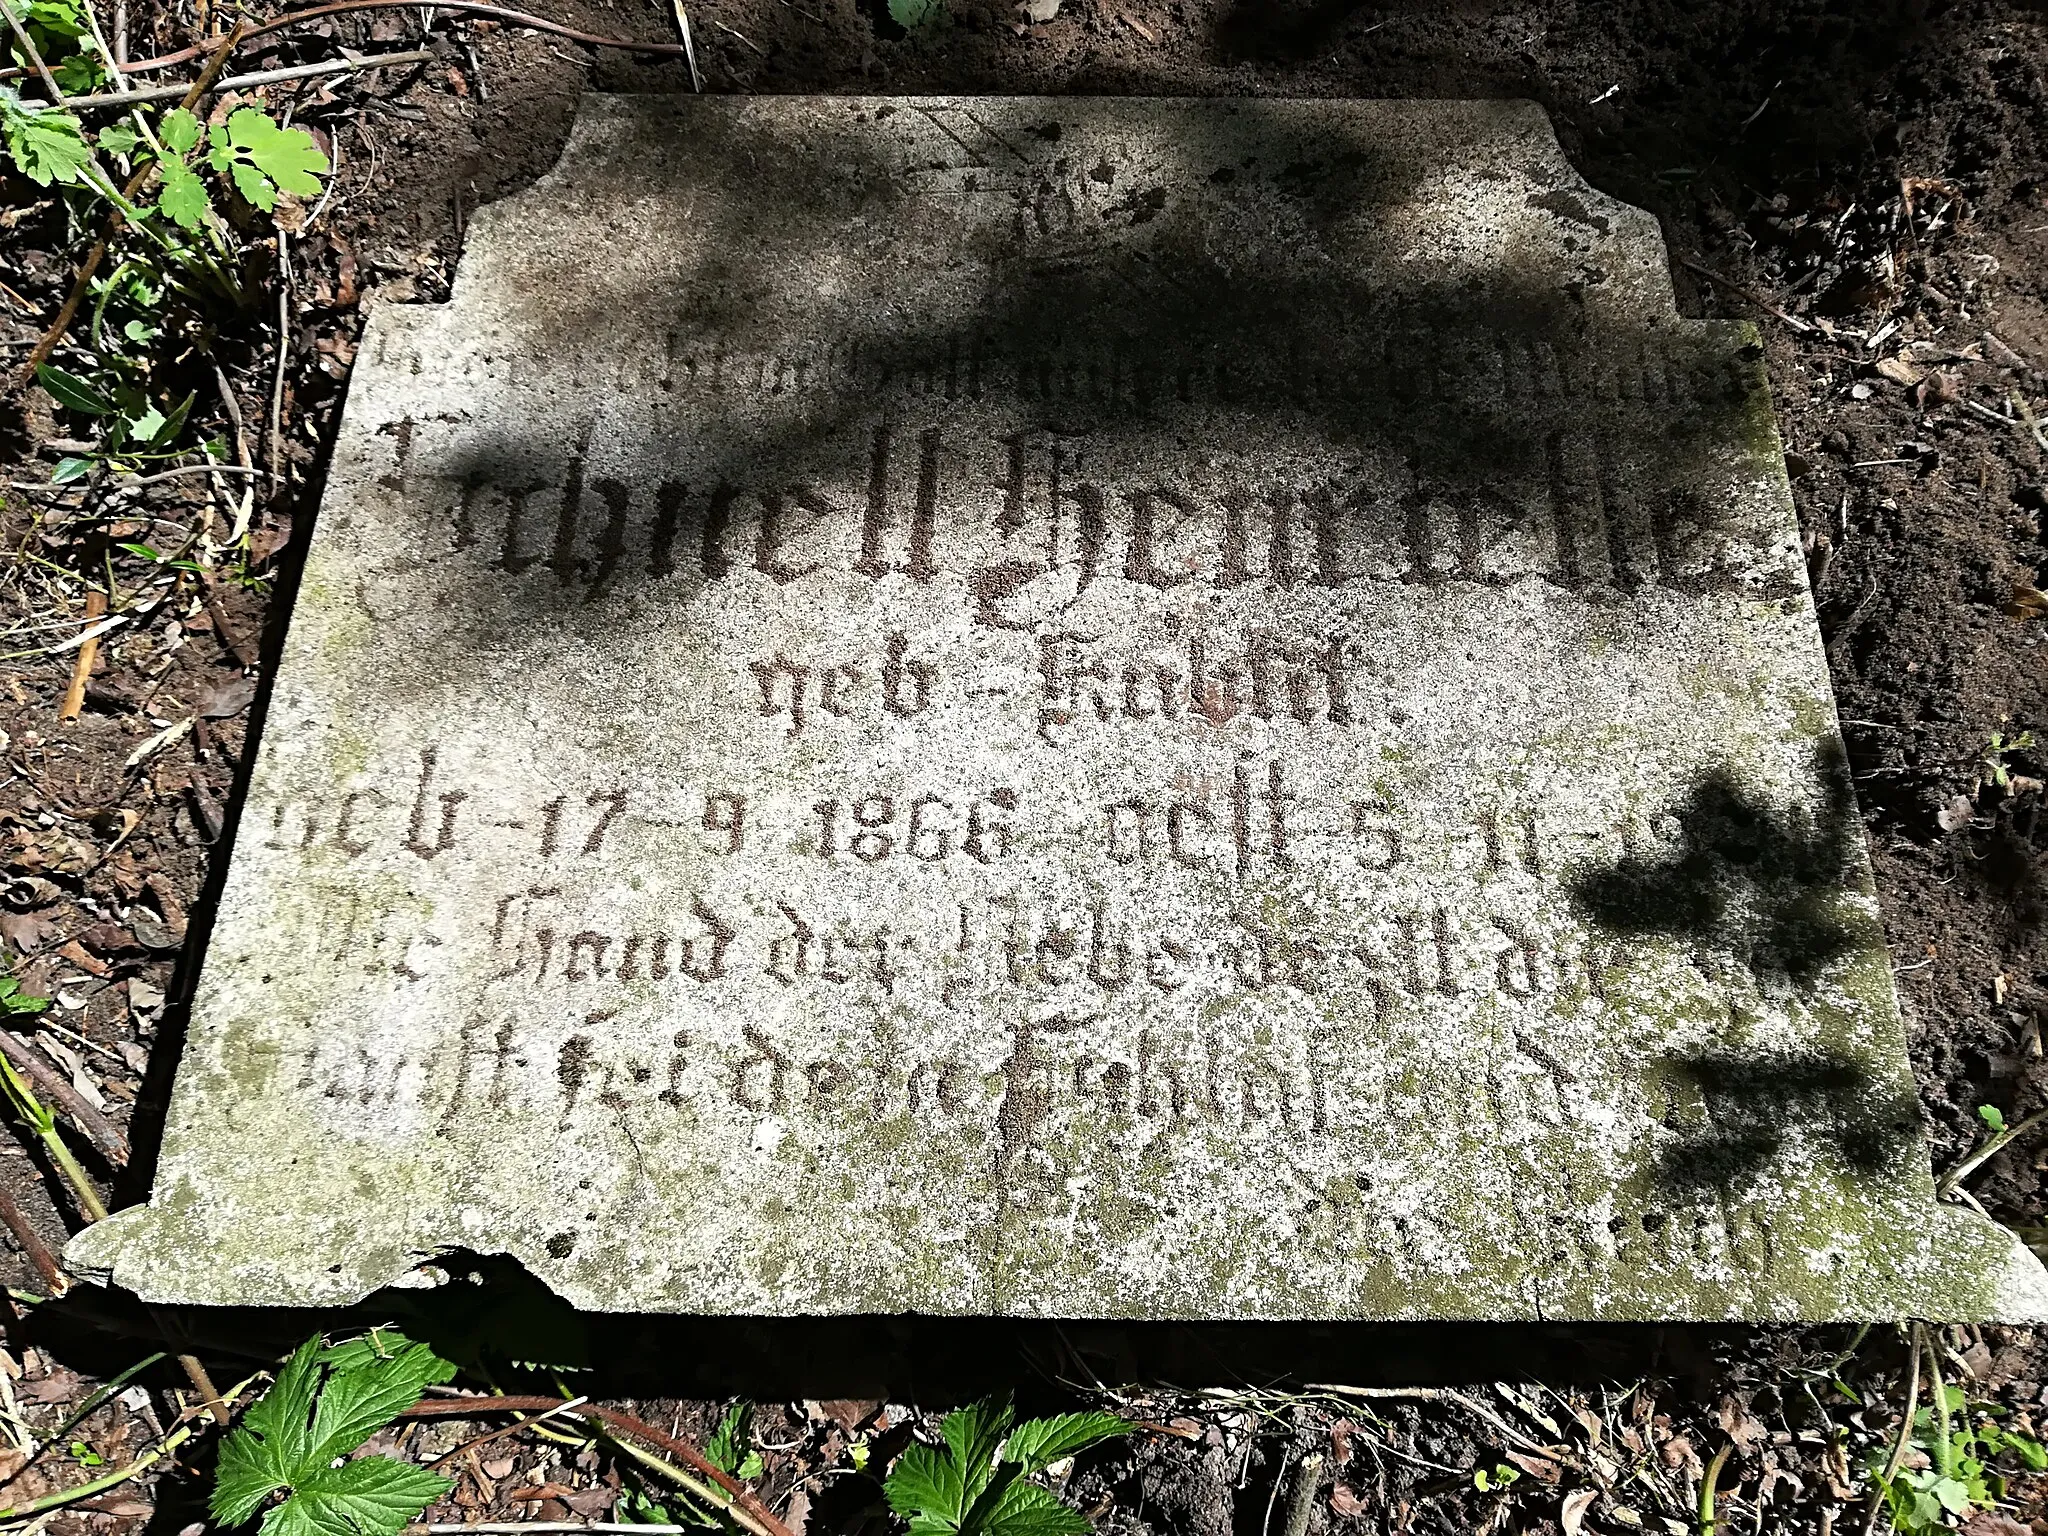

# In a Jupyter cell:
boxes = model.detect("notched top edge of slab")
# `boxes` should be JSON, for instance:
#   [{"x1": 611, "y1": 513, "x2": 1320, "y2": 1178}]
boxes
[{"x1": 417, "y1": 94, "x2": 1683, "y2": 329}]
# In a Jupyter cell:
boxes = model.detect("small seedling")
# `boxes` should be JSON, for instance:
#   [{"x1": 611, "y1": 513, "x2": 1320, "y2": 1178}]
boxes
[
  {"x1": 886, "y1": 0, "x2": 946, "y2": 32},
  {"x1": 1984, "y1": 729, "x2": 2037, "y2": 792},
  {"x1": 1473, "y1": 1463, "x2": 1520, "y2": 1493},
  {"x1": 1979, "y1": 1105, "x2": 2008, "y2": 1135},
  {"x1": 618, "y1": 1401, "x2": 764, "y2": 1530},
  {"x1": 884, "y1": 1399, "x2": 1128, "y2": 1536},
  {"x1": 211, "y1": 1328, "x2": 455, "y2": 1536}
]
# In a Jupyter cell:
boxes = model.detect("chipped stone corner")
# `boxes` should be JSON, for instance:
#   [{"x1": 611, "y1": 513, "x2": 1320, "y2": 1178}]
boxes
[{"x1": 1931, "y1": 1206, "x2": 2048, "y2": 1323}]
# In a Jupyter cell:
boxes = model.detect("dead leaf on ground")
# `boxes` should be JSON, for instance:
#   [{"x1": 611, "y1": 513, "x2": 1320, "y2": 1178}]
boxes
[
  {"x1": 1015, "y1": 0, "x2": 1060, "y2": 20},
  {"x1": 1961, "y1": 1513, "x2": 2029, "y2": 1536},
  {"x1": 197, "y1": 676, "x2": 258, "y2": 718},
  {"x1": 1505, "y1": 1450, "x2": 1564, "y2": 1485},
  {"x1": 2008, "y1": 583, "x2": 2048, "y2": 620},
  {"x1": 1659, "y1": 1433, "x2": 1702, "y2": 1476},
  {"x1": 1714, "y1": 1396, "x2": 1767, "y2": 1453},
  {"x1": 1330, "y1": 1418, "x2": 1354, "y2": 1465},
  {"x1": 1561, "y1": 1488, "x2": 1599, "y2": 1536},
  {"x1": 1938, "y1": 793, "x2": 1977, "y2": 832},
  {"x1": 1330, "y1": 1483, "x2": 1367, "y2": 1517}
]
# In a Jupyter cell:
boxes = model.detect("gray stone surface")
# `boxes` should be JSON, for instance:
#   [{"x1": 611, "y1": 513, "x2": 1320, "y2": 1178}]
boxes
[{"x1": 70, "y1": 96, "x2": 2048, "y2": 1319}]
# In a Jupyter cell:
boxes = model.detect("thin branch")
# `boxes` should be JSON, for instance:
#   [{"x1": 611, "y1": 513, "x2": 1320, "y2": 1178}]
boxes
[
  {"x1": 61, "y1": 46, "x2": 434, "y2": 107},
  {"x1": 101, "y1": 0, "x2": 686, "y2": 72},
  {"x1": 0, "y1": 1416, "x2": 196, "y2": 1520},
  {"x1": 0, "y1": 1181, "x2": 65, "y2": 1295},
  {"x1": 1676, "y1": 255, "x2": 1817, "y2": 334},
  {"x1": 0, "y1": 1030, "x2": 128, "y2": 1167},
  {"x1": 397, "y1": 1397, "x2": 793, "y2": 1536},
  {"x1": 1939, "y1": 1105, "x2": 2048, "y2": 1197}
]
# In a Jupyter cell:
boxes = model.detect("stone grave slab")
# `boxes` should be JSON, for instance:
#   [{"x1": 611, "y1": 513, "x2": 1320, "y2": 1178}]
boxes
[{"x1": 70, "y1": 96, "x2": 2048, "y2": 1319}]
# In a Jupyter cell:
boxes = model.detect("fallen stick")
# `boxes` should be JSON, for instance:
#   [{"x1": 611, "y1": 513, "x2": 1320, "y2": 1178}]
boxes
[
  {"x1": 61, "y1": 46, "x2": 435, "y2": 107},
  {"x1": 58, "y1": 590, "x2": 107, "y2": 721},
  {"x1": 0, "y1": 1179, "x2": 67, "y2": 1294},
  {"x1": 93, "y1": 0, "x2": 687, "y2": 73},
  {"x1": 0, "y1": 1029, "x2": 129, "y2": 1167},
  {"x1": 397, "y1": 1397, "x2": 794, "y2": 1536},
  {"x1": 1675, "y1": 255, "x2": 1816, "y2": 334}
]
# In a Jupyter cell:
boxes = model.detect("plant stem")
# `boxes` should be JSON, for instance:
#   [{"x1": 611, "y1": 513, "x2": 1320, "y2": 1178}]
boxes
[
  {"x1": 0, "y1": 1417, "x2": 193, "y2": 1519},
  {"x1": 0, "y1": 0, "x2": 66, "y2": 102},
  {"x1": 1698, "y1": 1443, "x2": 1732, "y2": 1536},
  {"x1": 1862, "y1": 1323, "x2": 1925, "y2": 1536},
  {"x1": 1939, "y1": 1106, "x2": 2048, "y2": 1197}
]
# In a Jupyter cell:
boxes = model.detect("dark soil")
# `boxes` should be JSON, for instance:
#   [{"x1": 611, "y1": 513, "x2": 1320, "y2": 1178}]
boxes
[{"x1": 2, "y1": 0, "x2": 2047, "y2": 1533}]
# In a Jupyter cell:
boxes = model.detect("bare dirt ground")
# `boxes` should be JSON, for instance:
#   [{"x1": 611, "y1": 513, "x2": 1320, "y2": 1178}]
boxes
[{"x1": 1, "y1": 1, "x2": 2047, "y2": 1533}]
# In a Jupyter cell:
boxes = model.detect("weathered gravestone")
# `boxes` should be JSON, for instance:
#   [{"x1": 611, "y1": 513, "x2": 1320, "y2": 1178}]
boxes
[{"x1": 70, "y1": 97, "x2": 2048, "y2": 1319}]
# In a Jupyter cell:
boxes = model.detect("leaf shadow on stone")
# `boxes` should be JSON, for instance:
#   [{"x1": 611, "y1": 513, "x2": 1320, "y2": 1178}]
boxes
[
  {"x1": 1566, "y1": 740, "x2": 1866, "y2": 991},
  {"x1": 1565, "y1": 741, "x2": 1922, "y2": 1191},
  {"x1": 1646, "y1": 1048, "x2": 1923, "y2": 1194}
]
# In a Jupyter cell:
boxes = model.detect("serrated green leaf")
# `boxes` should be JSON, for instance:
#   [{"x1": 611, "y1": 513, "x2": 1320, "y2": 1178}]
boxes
[
  {"x1": 4, "y1": 101, "x2": 92, "y2": 187},
  {"x1": 1000, "y1": 1413, "x2": 1128, "y2": 1476},
  {"x1": 2010, "y1": 1435, "x2": 2047, "y2": 1472},
  {"x1": 36, "y1": 364, "x2": 115, "y2": 414},
  {"x1": 306, "y1": 1337, "x2": 454, "y2": 1465},
  {"x1": 51, "y1": 455, "x2": 92, "y2": 484},
  {"x1": 887, "y1": 0, "x2": 945, "y2": 28},
  {"x1": 157, "y1": 158, "x2": 210, "y2": 230},
  {"x1": 265, "y1": 1457, "x2": 449, "y2": 1536},
  {"x1": 97, "y1": 122, "x2": 139, "y2": 155},
  {"x1": 212, "y1": 1337, "x2": 324, "y2": 1526},
  {"x1": 705, "y1": 1402, "x2": 749, "y2": 1476},
  {"x1": 968, "y1": 1478, "x2": 1090, "y2": 1536},
  {"x1": 942, "y1": 1401, "x2": 1013, "y2": 1510},
  {"x1": 49, "y1": 51, "x2": 103, "y2": 93},
  {"x1": 887, "y1": 1442, "x2": 967, "y2": 1530},
  {"x1": 158, "y1": 106, "x2": 202, "y2": 154},
  {"x1": 126, "y1": 404, "x2": 166, "y2": 443}
]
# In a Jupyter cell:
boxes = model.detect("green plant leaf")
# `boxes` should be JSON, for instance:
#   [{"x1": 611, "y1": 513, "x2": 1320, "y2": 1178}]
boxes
[
  {"x1": 263, "y1": 1457, "x2": 449, "y2": 1536},
  {"x1": 0, "y1": 977, "x2": 50, "y2": 1014},
  {"x1": 50, "y1": 456, "x2": 93, "y2": 485},
  {"x1": 887, "y1": 1442, "x2": 966, "y2": 1532},
  {"x1": 886, "y1": 0, "x2": 945, "y2": 28},
  {"x1": 705, "y1": 1402, "x2": 750, "y2": 1476},
  {"x1": 36, "y1": 364, "x2": 115, "y2": 414},
  {"x1": 97, "y1": 122, "x2": 140, "y2": 156},
  {"x1": 158, "y1": 106, "x2": 202, "y2": 154},
  {"x1": 207, "y1": 107, "x2": 327, "y2": 210},
  {"x1": 2009, "y1": 1434, "x2": 2047, "y2": 1472},
  {"x1": 3, "y1": 100, "x2": 93, "y2": 187},
  {"x1": 213, "y1": 1338, "x2": 325, "y2": 1526},
  {"x1": 944, "y1": 1401, "x2": 1013, "y2": 1511},
  {"x1": 1978, "y1": 1105, "x2": 2007, "y2": 1134},
  {"x1": 970, "y1": 1479, "x2": 1090, "y2": 1536},
  {"x1": 49, "y1": 51, "x2": 103, "y2": 94},
  {"x1": 1000, "y1": 1413, "x2": 1128, "y2": 1476},
  {"x1": 21, "y1": 0, "x2": 84, "y2": 36},
  {"x1": 1929, "y1": 1476, "x2": 1971, "y2": 1516},
  {"x1": 157, "y1": 158, "x2": 211, "y2": 230},
  {"x1": 305, "y1": 1335, "x2": 454, "y2": 1464},
  {"x1": 213, "y1": 1329, "x2": 453, "y2": 1533}
]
